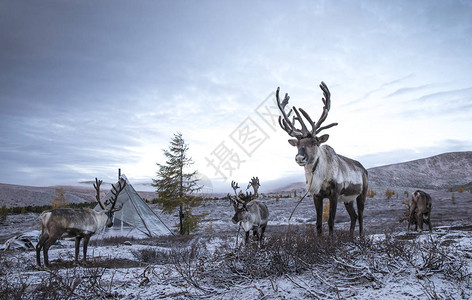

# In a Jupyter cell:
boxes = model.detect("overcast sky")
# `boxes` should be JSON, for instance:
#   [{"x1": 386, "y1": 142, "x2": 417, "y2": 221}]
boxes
[{"x1": 1, "y1": 0, "x2": 471, "y2": 192}]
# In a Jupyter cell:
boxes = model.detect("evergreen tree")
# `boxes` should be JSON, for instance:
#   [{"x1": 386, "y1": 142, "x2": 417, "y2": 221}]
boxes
[{"x1": 153, "y1": 132, "x2": 201, "y2": 234}]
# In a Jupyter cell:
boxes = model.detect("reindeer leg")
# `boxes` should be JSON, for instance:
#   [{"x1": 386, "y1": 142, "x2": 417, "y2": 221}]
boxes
[
  {"x1": 74, "y1": 237, "x2": 82, "y2": 265},
  {"x1": 357, "y1": 194, "x2": 365, "y2": 237},
  {"x1": 36, "y1": 233, "x2": 48, "y2": 267},
  {"x1": 328, "y1": 197, "x2": 337, "y2": 238},
  {"x1": 408, "y1": 202, "x2": 417, "y2": 234},
  {"x1": 416, "y1": 211, "x2": 424, "y2": 234},
  {"x1": 43, "y1": 238, "x2": 57, "y2": 268},
  {"x1": 313, "y1": 195, "x2": 323, "y2": 235},
  {"x1": 427, "y1": 213, "x2": 433, "y2": 233},
  {"x1": 82, "y1": 235, "x2": 91, "y2": 264},
  {"x1": 260, "y1": 225, "x2": 266, "y2": 246},
  {"x1": 344, "y1": 201, "x2": 357, "y2": 239},
  {"x1": 245, "y1": 231, "x2": 250, "y2": 244},
  {"x1": 254, "y1": 229, "x2": 260, "y2": 242}
]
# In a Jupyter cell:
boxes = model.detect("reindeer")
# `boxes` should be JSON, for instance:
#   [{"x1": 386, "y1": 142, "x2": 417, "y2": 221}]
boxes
[
  {"x1": 228, "y1": 177, "x2": 269, "y2": 245},
  {"x1": 407, "y1": 190, "x2": 432, "y2": 234},
  {"x1": 276, "y1": 82, "x2": 368, "y2": 237},
  {"x1": 36, "y1": 178, "x2": 126, "y2": 268}
]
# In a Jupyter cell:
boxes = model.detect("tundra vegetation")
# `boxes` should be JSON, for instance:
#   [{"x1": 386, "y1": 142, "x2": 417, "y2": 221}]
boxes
[
  {"x1": 1, "y1": 225, "x2": 471, "y2": 299},
  {"x1": 0, "y1": 185, "x2": 471, "y2": 298},
  {"x1": 385, "y1": 188, "x2": 395, "y2": 200}
]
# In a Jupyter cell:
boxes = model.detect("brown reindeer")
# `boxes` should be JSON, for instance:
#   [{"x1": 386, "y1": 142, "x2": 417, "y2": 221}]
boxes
[
  {"x1": 36, "y1": 178, "x2": 126, "y2": 267},
  {"x1": 276, "y1": 82, "x2": 368, "y2": 237},
  {"x1": 407, "y1": 190, "x2": 432, "y2": 234},
  {"x1": 228, "y1": 177, "x2": 269, "y2": 244}
]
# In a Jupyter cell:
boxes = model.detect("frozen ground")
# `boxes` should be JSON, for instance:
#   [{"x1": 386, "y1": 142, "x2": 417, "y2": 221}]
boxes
[{"x1": 1, "y1": 187, "x2": 471, "y2": 299}]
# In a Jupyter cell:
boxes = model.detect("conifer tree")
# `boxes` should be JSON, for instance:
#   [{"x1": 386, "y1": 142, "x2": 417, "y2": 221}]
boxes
[{"x1": 153, "y1": 132, "x2": 201, "y2": 234}]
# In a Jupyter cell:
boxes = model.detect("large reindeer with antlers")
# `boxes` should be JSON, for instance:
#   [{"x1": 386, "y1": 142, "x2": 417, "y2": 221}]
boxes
[
  {"x1": 36, "y1": 178, "x2": 126, "y2": 268},
  {"x1": 277, "y1": 82, "x2": 368, "y2": 237},
  {"x1": 228, "y1": 177, "x2": 269, "y2": 244}
]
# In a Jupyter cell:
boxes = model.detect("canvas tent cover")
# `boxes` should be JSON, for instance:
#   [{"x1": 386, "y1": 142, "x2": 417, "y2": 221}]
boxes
[{"x1": 95, "y1": 175, "x2": 172, "y2": 237}]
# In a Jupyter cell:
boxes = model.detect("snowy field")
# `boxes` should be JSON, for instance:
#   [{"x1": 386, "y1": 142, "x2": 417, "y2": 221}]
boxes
[{"x1": 1, "y1": 187, "x2": 471, "y2": 299}]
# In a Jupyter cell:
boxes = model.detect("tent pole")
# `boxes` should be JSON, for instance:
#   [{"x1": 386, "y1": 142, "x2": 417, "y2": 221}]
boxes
[{"x1": 121, "y1": 209, "x2": 124, "y2": 233}]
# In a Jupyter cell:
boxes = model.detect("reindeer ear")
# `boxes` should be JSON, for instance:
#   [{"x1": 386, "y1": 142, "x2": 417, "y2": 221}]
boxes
[
  {"x1": 318, "y1": 134, "x2": 329, "y2": 144},
  {"x1": 288, "y1": 139, "x2": 298, "y2": 147}
]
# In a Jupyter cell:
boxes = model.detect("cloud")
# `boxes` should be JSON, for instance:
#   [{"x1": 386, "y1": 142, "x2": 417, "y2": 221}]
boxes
[
  {"x1": 386, "y1": 84, "x2": 435, "y2": 98},
  {"x1": 1, "y1": 1, "x2": 471, "y2": 189}
]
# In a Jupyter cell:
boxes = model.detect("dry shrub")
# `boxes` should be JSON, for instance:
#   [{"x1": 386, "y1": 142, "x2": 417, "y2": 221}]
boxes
[
  {"x1": 223, "y1": 227, "x2": 346, "y2": 278},
  {"x1": 132, "y1": 242, "x2": 203, "y2": 267},
  {"x1": 385, "y1": 188, "x2": 395, "y2": 200},
  {"x1": 366, "y1": 189, "x2": 376, "y2": 198},
  {"x1": 348, "y1": 233, "x2": 471, "y2": 283},
  {"x1": 0, "y1": 275, "x2": 29, "y2": 300},
  {"x1": 0, "y1": 266, "x2": 121, "y2": 299}
]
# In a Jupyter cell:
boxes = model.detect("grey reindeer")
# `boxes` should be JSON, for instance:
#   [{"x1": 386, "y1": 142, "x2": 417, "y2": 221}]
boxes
[
  {"x1": 276, "y1": 82, "x2": 368, "y2": 237},
  {"x1": 36, "y1": 178, "x2": 126, "y2": 267},
  {"x1": 228, "y1": 177, "x2": 269, "y2": 245},
  {"x1": 407, "y1": 190, "x2": 433, "y2": 234}
]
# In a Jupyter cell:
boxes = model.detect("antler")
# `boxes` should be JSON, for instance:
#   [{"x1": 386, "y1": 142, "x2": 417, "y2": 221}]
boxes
[
  {"x1": 247, "y1": 176, "x2": 260, "y2": 198},
  {"x1": 276, "y1": 81, "x2": 338, "y2": 139},
  {"x1": 109, "y1": 179, "x2": 126, "y2": 212},
  {"x1": 229, "y1": 180, "x2": 252, "y2": 205},
  {"x1": 276, "y1": 87, "x2": 311, "y2": 138},
  {"x1": 231, "y1": 181, "x2": 240, "y2": 199},
  {"x1": 313, "y1": 82, "x2": 338, "y2": 135},
  {"x1": 93, "y1": 178, "x2": 105, "y2": 210}
]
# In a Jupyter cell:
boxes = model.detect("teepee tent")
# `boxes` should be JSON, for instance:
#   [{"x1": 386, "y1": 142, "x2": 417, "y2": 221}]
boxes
[{"x1": 96, "y1": 174, "x2": 173, "y2": 237}]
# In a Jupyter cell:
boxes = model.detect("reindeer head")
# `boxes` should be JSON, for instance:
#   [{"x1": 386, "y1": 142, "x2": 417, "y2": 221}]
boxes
[
  {"x1": 228, "y1": 178, "x2": 260, "y2": 224},
  {"x1": 94, "y1": 178, "x2": 126, "y2": 227},
  {"x1": 276, "y1": 82, "x2": 338, "y2": 167}
]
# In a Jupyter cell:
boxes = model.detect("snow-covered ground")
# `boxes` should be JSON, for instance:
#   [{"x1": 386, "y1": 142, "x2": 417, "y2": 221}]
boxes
[{"x1": 1, "y1": 188, "x2": 471, "y2": 299}]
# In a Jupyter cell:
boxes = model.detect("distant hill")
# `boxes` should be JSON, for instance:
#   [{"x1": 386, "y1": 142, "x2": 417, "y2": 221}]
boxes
[
  {"x1": 0, "y1": 183, "x2": 158, "y2": 208},
  {"x1": 278, "y1": 151, "x2": 472, "y2": 191},
  {"x1": 368, "y1": 151, "x2": 472, "y2": 189}
]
